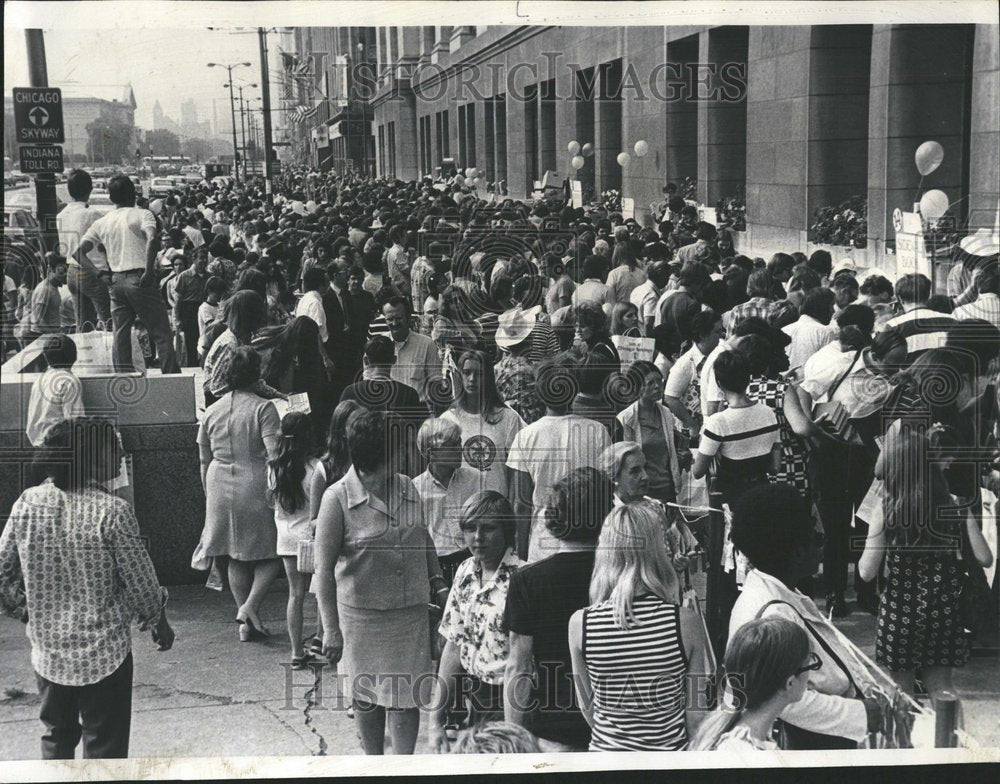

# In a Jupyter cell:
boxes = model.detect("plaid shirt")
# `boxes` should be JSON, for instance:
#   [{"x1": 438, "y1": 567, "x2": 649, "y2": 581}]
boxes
[
  {"x1": 726, "y1": 297, "x2": 777, "y2": 335},
  {"x1": 495, "y1": 353, "x2": 545, "y2": 424}
]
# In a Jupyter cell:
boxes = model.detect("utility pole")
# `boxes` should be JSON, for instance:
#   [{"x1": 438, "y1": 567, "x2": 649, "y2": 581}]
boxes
[
  {"x1": 25, "y1": 29, "x2": 58, "y2": 253},
  {"x1": 208, "y1": 61, "x2": 251, "y2": 186},
  {"x1": 238, "y1": 89, "x2": 247, "y2": 180},
  {"x1": 258, "y1": 27, "x2": 275, "y2": 204}
]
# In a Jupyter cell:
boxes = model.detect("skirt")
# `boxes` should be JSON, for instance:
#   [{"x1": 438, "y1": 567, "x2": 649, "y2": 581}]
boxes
[
  {"x1": 338, "y1": 602, "x2": 432, "y2": 710},
  {"x1": 875, "y1": 551, "x2": 969, "y2": 671}
]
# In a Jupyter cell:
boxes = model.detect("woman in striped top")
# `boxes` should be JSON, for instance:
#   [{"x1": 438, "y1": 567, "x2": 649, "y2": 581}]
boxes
[{"x1": 567, "y1": 502, "x2": 712, "y2": 751}]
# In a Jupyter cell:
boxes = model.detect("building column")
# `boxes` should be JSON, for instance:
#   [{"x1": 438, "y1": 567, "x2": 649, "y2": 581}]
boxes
[
  {"x1": 969, "y1": 24, "x2": 1000, "y2": 231},
  {"x1": 419, "y1": 26, "x2": 435, "y2": 65},
  {"x1": 432, "y1": 26, "x2": 452, "y2": 63},
  {"x1": 450, "y1": 26, "x2": 475, "y2": 52},
  {"x1": 868, "y1": 24, "x2": 976, "y2": 270},
  {"x1": 743, "y1": 26, "x2": 812, "y2": 254}
]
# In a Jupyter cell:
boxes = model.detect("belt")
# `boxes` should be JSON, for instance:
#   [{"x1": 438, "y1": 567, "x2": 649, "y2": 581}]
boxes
[{"x1": 112, "y1": 269, "x2": 146, "y2": 277}]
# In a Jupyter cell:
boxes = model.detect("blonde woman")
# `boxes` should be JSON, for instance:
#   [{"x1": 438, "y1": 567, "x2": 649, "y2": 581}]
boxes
[{"x1": 567, "y1": 501, "x2": 712, "y2": 751}]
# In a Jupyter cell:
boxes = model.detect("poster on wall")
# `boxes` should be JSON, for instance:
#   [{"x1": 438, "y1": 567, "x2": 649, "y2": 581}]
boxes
[{"x1": 571, "y1": 180, "x2": 583, "y2": 209}]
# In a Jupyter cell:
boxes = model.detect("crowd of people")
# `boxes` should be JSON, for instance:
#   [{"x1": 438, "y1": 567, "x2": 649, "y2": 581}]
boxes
[{"x1": 1, "y1": 163, "x2": 998, "y2": 759}]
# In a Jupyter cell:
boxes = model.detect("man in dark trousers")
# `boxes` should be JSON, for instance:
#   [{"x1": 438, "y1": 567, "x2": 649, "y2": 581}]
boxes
[{"x1": 321, "y1": 256, "x2": 354, "y2": 400}]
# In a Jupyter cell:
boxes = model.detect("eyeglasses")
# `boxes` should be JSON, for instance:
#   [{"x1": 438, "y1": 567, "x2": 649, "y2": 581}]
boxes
[{"x1": 794, "y1": 652, "x2": 823, "y2": 676}]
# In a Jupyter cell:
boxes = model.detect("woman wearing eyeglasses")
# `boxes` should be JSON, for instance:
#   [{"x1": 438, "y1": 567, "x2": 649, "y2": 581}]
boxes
[
  {"x1": 690, "y1": 618, "x2": 819, "y2": 751},
  {"x1": 727, "y1": 483, "x2": 882, "y2": 749}
]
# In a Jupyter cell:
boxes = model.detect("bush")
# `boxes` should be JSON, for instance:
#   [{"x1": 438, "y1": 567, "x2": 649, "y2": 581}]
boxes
[
  {"x1": 809, "y1": 195, "x2": 867, "y2": 248},
  {"x1": 716, "y1": 188, "x2": 747, "y2": 231},
  {"x1": 601, "y1": 188, "x2": 622, "y2": 212}
]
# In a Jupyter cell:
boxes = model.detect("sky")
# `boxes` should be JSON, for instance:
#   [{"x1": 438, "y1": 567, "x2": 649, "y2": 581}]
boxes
[{"x1": 4, "y1": 26, "x2": 266, "y2": 133}]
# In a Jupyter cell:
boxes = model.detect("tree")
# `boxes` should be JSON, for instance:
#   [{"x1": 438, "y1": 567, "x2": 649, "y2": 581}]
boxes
[
  {"x1": 181, "y1": 137, "x2": 211, "y2": 163},
  {"x1": 144, "y1": 129, "x2": 180, "y2": 157},
  {"x1": 85, "y1": 112, "x2": 133, "y2": 164}
]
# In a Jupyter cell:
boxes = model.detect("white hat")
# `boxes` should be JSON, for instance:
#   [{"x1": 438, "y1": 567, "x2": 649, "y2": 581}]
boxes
[
  {"x1": 831, "y1": 259, "x2": 857, "y2": 279},
  {"x1": 959, "y1": 228, "x2": 1000, "y2": 257},
  {"x1": 496, "y1": 306, "x2": 537, "y2": 349},
  {"x1": 149, "y1": 199, "x2": 164, "y2": 215}
]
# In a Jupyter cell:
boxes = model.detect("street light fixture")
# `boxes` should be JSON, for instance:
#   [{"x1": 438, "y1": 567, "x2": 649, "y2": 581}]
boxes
[{"x1": 207, "y1": 61, "x2": 251, "y2": 185}]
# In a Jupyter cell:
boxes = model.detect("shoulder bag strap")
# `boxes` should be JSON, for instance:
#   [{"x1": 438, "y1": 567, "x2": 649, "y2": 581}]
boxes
[
  {"x1": 827, "y1": 348, "x2": 864, "y2": 400},
  {"x1": 754, "y1": 599, "x2": 864, "y2": 698}
]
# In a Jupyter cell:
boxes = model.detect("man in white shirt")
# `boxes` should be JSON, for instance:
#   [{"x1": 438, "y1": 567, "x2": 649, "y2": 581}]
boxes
[
  {"x1": 383, "y1": 295, "x2": 442, "y2": 404},
  {"x1": 952, "y1": 261, "x2": 1000, "y2": 328},
  {"x1": 75, "y1": 175, "x2": 179, "y2": 374},
  {"x1": 571, "y1": 255, "x2": 612, "y2": 310},
  {"x1": 58, "y1": 169, "x2": 111, "y2": 333},
  {"x1": 783, "y1": 288, "x2": 837, "y2": 370},
  {"x1": 385, "y1": 225, "x2": 411, "y2": 298},
  {"x1": 181, "y1": 214, "x2": 206, "y2": 249},
  {"x1": 884, "y1": 273, "x2": 956, "y2": 362},
  {"x1": 629, "y1": 261, "x2": 671, "y2": 337}
]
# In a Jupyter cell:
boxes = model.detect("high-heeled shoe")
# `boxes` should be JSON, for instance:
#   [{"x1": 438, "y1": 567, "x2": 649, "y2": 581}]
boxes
[{"x1": 236, "y1": 612, "x2": 269, "y2": 641}]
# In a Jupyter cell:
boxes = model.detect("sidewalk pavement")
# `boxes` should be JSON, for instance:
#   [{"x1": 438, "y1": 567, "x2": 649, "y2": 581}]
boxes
[{"x1": 1, "y1": 578, "x2": 998, "y2": 759}]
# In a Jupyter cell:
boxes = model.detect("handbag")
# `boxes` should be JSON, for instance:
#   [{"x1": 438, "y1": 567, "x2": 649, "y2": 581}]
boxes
[
  {"x1": 297, "y1": 539, "x2": 316, "y2": 574},
  {"x1": 958, "y1": 524, "x2": 995, "y2": 637}
]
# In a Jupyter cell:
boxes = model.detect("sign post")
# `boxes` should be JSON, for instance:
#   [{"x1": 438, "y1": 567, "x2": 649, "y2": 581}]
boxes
[{"x1": 19, "y1": 30, "x2": 61, "y2": 254}]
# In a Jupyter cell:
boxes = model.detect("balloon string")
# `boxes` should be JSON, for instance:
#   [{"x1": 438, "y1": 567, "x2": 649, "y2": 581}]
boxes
[{"x1": 913, "y1": 175, "x2": 924, "y2": 208}]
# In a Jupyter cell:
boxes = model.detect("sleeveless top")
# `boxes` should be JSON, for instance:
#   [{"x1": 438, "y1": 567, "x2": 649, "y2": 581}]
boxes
[{"x1": 582, "y1": 594, "x2": 688, "y2": 751}]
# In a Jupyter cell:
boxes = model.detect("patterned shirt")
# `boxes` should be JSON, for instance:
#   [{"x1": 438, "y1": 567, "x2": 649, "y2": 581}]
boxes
[
  {"x1": 495, "y1": 352, "x2": 545, "y2": 424},
  {"x1": 953, "y1": 293, "x2": 1000, "y2": 329},
  {"x1": 0, "y1": 480, "x2": 167, "y2": 686},
  {"x1": 410, "y1": 256, "x2": 434, "y2": 315},
  {"x1": 726, "y1": 297, "x2": 777, "y2": 335},
  {"x1": 438, "y1": 548, "x2": 523, "y2": 684}
]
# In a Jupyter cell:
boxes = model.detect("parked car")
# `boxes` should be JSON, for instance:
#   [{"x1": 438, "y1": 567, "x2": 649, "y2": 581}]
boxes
[
  {"x1": 3, "y1": 206, "x2": 45, "y2": 272},
  {"x1": 149, "y1": 177, "x2": 176, "y2": 198}
]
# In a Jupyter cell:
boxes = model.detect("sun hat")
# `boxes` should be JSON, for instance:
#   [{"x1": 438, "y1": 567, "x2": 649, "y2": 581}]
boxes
[
  {"x1": 831, "y1": 258, "x2": 858, "y2": 279},
  {"x1": 496, "y1": 305, "x2": 539, "y2": 348}
]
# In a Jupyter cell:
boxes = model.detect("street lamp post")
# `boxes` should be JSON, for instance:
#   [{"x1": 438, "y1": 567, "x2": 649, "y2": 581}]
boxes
[
  {"x1": 230, "y1": 84, "x2": 257, "y2": 180},
  {"x1": 207, "y1": 61, "x2": 251, "y2": 185}
]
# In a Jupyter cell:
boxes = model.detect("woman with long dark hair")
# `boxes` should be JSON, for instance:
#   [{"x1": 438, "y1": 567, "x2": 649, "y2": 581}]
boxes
[
  {"x1": 266, "y1": 411, "x2": 321, "y2": 667},
  {"x1": 860, "y1": 424, "x2": 992, "y2": 701},
  {"x1": 440, "y1": 348, "x2": 525, "y2": 496},
  {"x1": 254, "y1": 315, "x2": 328, "y2": 433},
  {"x1": 203, "y1": 290, "x2": 284, "y2": 406}
]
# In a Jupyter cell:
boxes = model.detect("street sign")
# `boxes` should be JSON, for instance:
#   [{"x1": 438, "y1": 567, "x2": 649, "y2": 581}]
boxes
[
  {"x1": 19, "y1": 144, "x2": 64, "y2": 174},
  {"x1": 13, "y1": 87, "x2": 64, "y2": 143}
]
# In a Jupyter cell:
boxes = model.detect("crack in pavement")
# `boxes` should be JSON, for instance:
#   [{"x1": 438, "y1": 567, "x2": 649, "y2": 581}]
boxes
[
  {"x1": 260, "y1": 702, "x2": 318, "y2": 756},
  {"x1": 132, "y1": 682, "x2": 242, "y2": 706}
]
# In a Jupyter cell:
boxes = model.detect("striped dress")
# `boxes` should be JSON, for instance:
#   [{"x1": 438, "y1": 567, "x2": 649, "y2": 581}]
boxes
[{"x1": 582, "y1": 594, "x2": 689, "y2": 751}]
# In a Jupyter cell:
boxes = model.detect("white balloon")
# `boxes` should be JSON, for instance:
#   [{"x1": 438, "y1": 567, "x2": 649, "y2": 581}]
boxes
[
  {"x1": 465, "y1": 167, "x2": 476, "y2": 178},
  {"x1": 568, "y1": 141, "x2": 581, "y2": 156},
  {"x1": 571, "y1": 155, "x2": 585, "y2": 171},
  {"x1": 918, "y1": 189, "x2": 949, "y2": 221},
  {"x1": 581, "y1": 142, "x2": 594, "y2": 158},
  {"x1": 915, "y1": 141, "x2": 944, "y2": 176},
  {"x1": 617, "y1": 152, "x2": 631, "y2": 167},
  {"x1": 633, "y1": 140, "x2": 649, "y2": 158}
]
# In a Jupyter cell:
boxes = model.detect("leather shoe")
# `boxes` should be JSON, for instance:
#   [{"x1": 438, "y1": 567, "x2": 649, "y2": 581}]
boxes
[{"x1": 826, "y1": 592, "x2": 848, "y2": 618}]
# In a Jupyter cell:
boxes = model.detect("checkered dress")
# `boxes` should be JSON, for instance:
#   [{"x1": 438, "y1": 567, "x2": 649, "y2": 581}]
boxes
[{"x1": 747, "y1": 376, "x2": 810, "y2": 496}]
